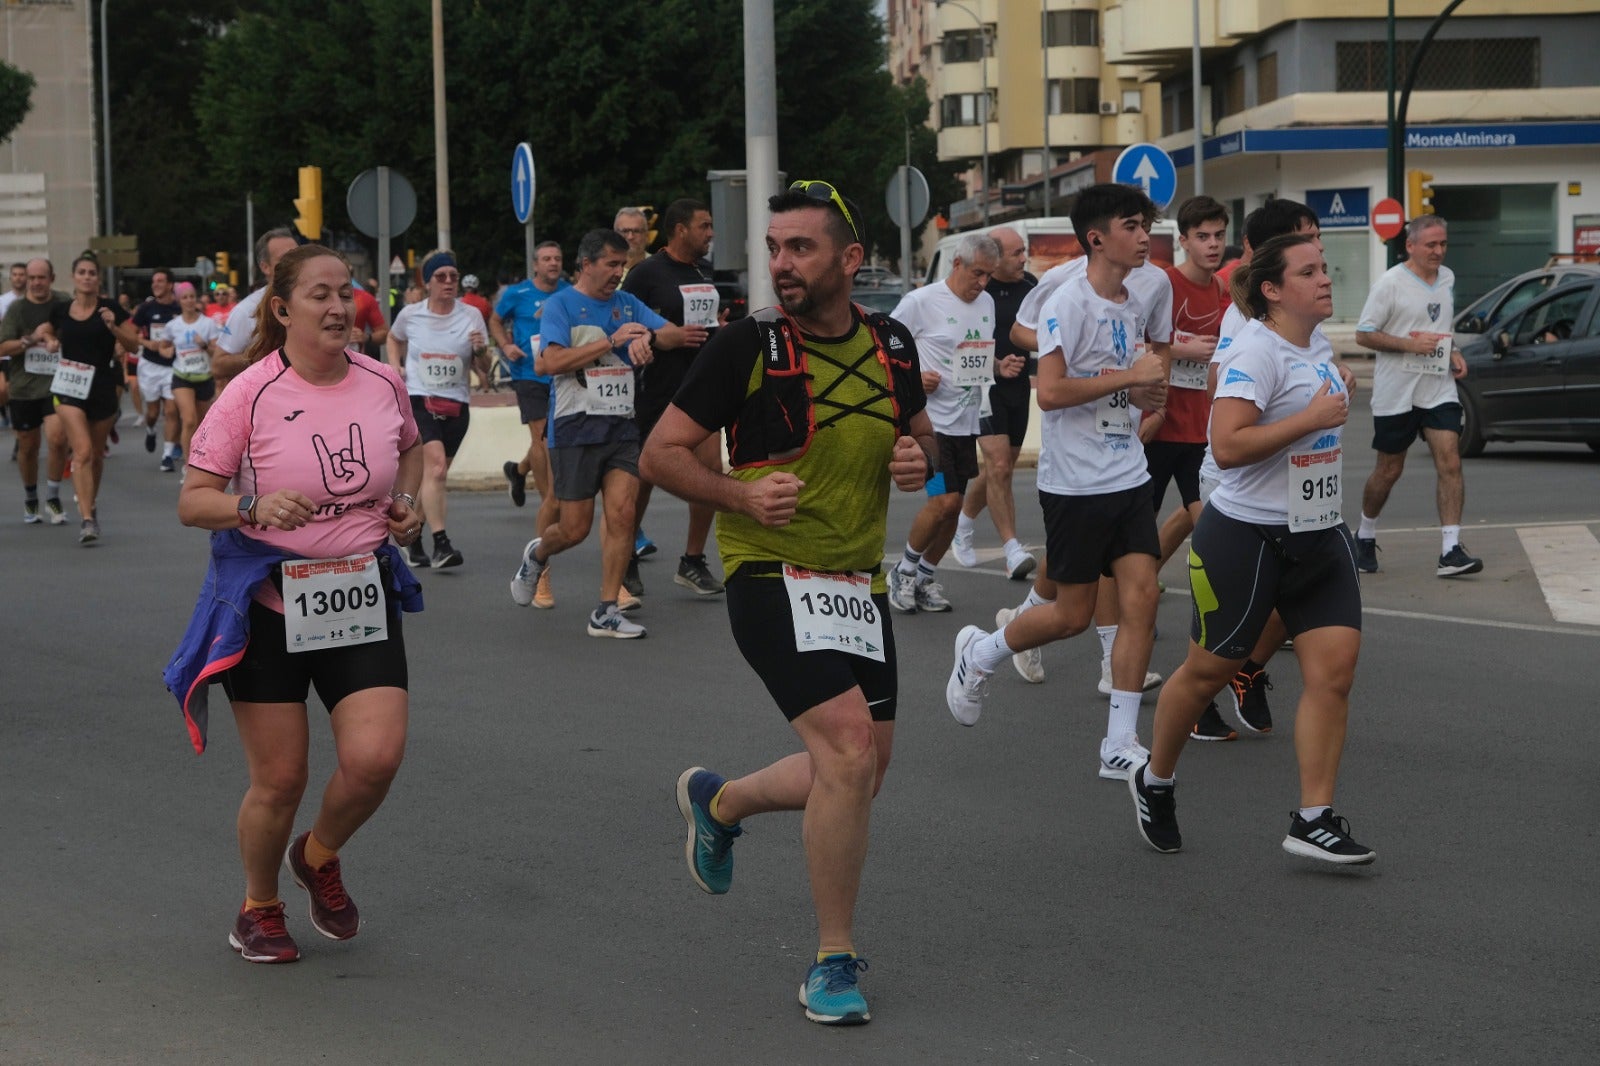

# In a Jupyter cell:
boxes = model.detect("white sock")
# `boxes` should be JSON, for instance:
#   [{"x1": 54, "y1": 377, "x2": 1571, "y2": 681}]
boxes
[
  {"x1": 916, "y1": 559, "x2": 938, "y2": 583},
  {"x1": 1020, "y1": 587, "x2": 1050, "y2": 611},
  {"x1": 46, "y1": 479, "x2": 61, "y2": 498},
  {"x1": 971, "y1": 629, "x2": 1015, "y2": 673},
  {"x1": 1097, "y1": 625, "x2": 1118, "y2": 668},
  {"x1": 1106, "y1": 689, "x2": 1141, "y2": 740},
  {"x1": 956, "y1": 512, "x2": 975, "y2": 535},
  {"x1": 164, "y1": 442, "x2": 180, "y2": 458},
  {"x1": 1002, "y1": 537, "x2": 1022, "y2": 557},
  {"x1": 1143, "y1": 766, "x2": 1174, "y2": 787},
  {"x1": 1358, "y1": 514, "x2": 1378, "y2": 540},
  {"x1": 1299, "y1": 805, "x2": 1330, "y2": 823},
  {"x1": 1441, "y1": 525, "x2": 1460, "y2": 553},
  {"x1": 898, "y1": 544, "x2": 922, "y2": 576}
]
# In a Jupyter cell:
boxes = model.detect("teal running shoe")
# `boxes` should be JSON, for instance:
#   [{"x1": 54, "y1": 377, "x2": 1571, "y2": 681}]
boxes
[
  {"x1": 676, "y1": 767, "x2": 741, "y2": 894},
  {"x1": 799, "y1": 954, "x2": 870, "y2": 1025}
]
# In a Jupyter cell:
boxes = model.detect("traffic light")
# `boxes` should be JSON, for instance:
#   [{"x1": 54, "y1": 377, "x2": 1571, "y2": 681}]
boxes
[
  {"x1": 294, "y1": 165, "x2": 324, "y2": 241},
  {"x1": 1407, "y1": 169, "x2": 1435, "y2": 218},
  {"x1": 216, "y1": 251, "x2": 230, "y2": 277},
  {"x1": 641, "y1": 205, "x2": 658, "y2": 247}
]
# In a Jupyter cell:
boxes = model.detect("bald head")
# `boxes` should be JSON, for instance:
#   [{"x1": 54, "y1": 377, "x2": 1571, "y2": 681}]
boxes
[
  {"x1": 23, "y1": 257, "x2": 55, "y2": 303},
  {"x1": 990, "y1": 227, "x2": 1026, "y2": 282}
]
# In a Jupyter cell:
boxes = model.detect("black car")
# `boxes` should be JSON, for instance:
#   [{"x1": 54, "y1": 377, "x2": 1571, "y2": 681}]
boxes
[
  {"x1": 1455, "y1": 262, "x2": 1600, "y2": 334},
  {"x1": 1455, "y1": 278, "x2": 1600, "y2": 456},
  {"x1": 850, "y1": 286, "x2": 904, "y2": 315}
]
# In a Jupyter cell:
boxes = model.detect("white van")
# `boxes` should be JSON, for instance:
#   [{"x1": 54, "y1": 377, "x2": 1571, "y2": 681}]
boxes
[{"x1": 923, "y1": 215, "x2": 1183, "y2": 285}]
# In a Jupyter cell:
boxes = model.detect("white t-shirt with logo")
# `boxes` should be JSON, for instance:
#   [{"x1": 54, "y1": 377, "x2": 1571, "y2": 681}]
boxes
[
  {"x1": 1035, "y1": 273, "x2": 1155, "y2": 496},
  {"x1": 1208, "y1": 319, "x2": 1347, "y2": 526},
  {"x1": 391, "y1": 300, "x2": 486, "y2": 403},
  {"x1": 1016, "y1": 257, "x2": 1173, "y2": 344},
  {"x1": 1357, "y1": 263, "x2": 1457, "y2": 415},
  {"x1": 161, "y1": 314, "x2": 224, "y2": 378},
  {"x1": 218, "y1": 288, "x2": 265, "y2": 356},
  {"x1": 889, "y1": 281, "x2": 994, "y2": 436}
]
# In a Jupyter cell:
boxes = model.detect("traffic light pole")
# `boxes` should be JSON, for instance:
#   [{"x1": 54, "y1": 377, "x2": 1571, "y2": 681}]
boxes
[{"x1": 1386, "y1": 0, "x2": 1466, "y2": 265}]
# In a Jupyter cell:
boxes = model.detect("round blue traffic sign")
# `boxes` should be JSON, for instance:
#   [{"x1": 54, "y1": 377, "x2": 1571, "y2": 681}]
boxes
[
  {"x1": 1111, "y1": 143, "x2": 1177, "y2": 211},
  {"x1": 511, "y1": 143, "x2": 536, "y2": 224}
]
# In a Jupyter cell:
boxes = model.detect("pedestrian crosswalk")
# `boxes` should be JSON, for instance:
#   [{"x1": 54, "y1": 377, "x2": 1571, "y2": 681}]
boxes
[{"x1": 1517, "y1": 524, "x2": 1600, "y2": 626}]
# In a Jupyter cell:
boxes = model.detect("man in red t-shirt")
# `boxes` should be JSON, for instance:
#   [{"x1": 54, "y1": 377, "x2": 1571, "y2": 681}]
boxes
[
  {"x1": 1139, "y1": 196, "x2": 1230, "y2": 567},
  {"x1": 352, "y1": 284, "x2": 389, "y2": 358}
]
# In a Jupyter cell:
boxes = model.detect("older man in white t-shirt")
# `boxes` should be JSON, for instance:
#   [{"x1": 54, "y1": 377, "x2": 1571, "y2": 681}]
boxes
[
  {"x1": 1352, "y1": 215, "x2": 1481, "y2": 578},
  {"x1": 214, "y1": 227, "x2": 301, "y2": 390},
  {"x1": 886, "y1": 232, "x2": 998, "y2": 615}
]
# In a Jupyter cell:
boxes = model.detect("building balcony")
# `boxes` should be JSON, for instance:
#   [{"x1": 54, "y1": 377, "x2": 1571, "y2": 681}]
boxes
[{"x1": 939, "y1": 121, "x2": 1001, "y2": 160}]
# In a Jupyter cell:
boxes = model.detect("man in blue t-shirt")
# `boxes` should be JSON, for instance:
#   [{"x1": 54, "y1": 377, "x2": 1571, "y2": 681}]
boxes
[
  {"x1": 505, "y1": 229, "x2": 690, "y2": 639},
  {"x1": 490, "y1": 240, "x2": 570, "y2": 536}
]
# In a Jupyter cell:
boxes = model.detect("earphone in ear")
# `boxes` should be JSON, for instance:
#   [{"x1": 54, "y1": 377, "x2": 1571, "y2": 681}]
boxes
[{"x1": 278, "y1": 308, "x2": 289, "y2": 318}]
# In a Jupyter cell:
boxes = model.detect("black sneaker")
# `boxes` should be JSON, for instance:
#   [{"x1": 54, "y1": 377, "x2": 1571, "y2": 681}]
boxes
[
  {"x1": 623, "y1": 555, "x2": 644, "y2": 597},
  {"x1": 1355, "y1": 536, "x2": 1380, "y2": 573},
  {"x1": 1437, "y1": 543, "x2": 1483, "y2": 578},
  {"x1": 1226, "y1": 669, "x2": 1273, "y2": 734},
  {"x1": 675, "y1": 554, "x2": 724, "y2": 595},
  {"x1": 1282, "y1": 809, "x2": 1376, "y2": 865},
  {"x1": 407, "y1": 540, "x2": 430, "y2": 568},
  {"x1": 1190, "y1": 701, "x2": 1236, "y2": 741},
  {"x1": 1128, "y1": 762, "x2": 1181, "y2": 853},
  {"x1": 144, "y1": 424, "x2": 157, "y2": 453},
  {"x1": 431, "y1": 536, "x2": 464, "y2": 569},
  {"x1": 502, "y1": 460, "x2": 527, "y2": 508}
]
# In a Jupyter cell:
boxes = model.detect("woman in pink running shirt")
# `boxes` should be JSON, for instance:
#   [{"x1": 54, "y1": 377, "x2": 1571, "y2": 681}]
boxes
[{"x1": 177, "y1": 244, "x2": 425, "y2": 964}]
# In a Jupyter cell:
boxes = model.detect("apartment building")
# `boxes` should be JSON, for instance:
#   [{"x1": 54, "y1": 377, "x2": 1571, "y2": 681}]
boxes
[
  {"x1": 1127, "y1": 1, "x2": 1600, "y2": 315},
  {"x1": 1, "y1": 0, "x2": 98, "y2": 273},
  {"x1": 888, "y1": 0, "x2": 1158, "y2": 229}
]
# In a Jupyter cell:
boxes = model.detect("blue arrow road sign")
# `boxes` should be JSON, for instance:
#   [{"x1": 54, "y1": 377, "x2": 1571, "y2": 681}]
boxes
[
  {"x1": 511, "y1": 142, "x2": 536, "y2": 224},
  {"x1": 1111, "y1": 143, "x2": 1177, "y2": 211}
]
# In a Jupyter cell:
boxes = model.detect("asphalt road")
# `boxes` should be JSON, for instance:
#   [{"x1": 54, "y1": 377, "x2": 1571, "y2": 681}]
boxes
[{"x1": 2, "y1": 407, "x2": 1597, "y2": 1065}]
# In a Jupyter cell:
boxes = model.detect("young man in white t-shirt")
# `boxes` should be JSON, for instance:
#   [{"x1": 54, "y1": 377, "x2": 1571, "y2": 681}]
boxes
[
  {"x1": 945, "y1": 184, "x2": 1170, "y2": 781},
  {"x1": 997, "y1": 213, "x2": 1172, "y2": 694},
  {"x1": 886, "y1": 233, "x2": 998, "y2": 614},
  {"x1": 1352, "y1": 215, "x2": 1481, "y2": 577}
]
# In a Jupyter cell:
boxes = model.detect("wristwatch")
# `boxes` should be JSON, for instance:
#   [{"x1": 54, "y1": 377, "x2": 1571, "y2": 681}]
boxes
[{"x1": 237, "y1": 495, "x2": 257, "y2": 526}]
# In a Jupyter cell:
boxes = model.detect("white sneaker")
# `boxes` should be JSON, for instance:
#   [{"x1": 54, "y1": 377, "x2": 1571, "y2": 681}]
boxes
[
  {"x1": 1098, "y1": 734, "x2": 1150, "y2": 781},
  {"x1": 887, "y1": 567, "x2": 919, "y2": 613},
  {"x1": 913, "y1": 579, "x2": 951, "y2": 612},
  {"x1": 1098, "y1": 661, "x2": 1164, "y2": 696},
  {"x1": 951, "y1": 526, "x2": 978, "y2": 567},
  {"x1": 945, "y1": 626, "x2": 991, "y2": 726},
  {"x1": 995, "y1": 606, "x2": 1043, "y2": 684},
  {"x1": 587, "y1": 604, "x2": 646, "y2": 638},
  {"x1": 509, "y1": 538, "x2": 542, "y2": 606},
  {"x1": 1004, "y1": 546, "x2": 1037, "y2": 581}
]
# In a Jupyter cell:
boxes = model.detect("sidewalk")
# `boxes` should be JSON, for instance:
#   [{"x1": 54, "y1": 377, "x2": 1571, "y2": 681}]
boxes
[{"x1": 446, "y1": 350, "x2": 1379, "y2": 487}]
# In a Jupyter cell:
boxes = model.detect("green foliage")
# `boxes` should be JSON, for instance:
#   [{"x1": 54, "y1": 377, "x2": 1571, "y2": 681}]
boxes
[
  {"x1": 123, "y1": 0, "x2": 952, "y2": 283},
  {"x1": 0, "y1": 60, "x2": 37, "y2": 146}
]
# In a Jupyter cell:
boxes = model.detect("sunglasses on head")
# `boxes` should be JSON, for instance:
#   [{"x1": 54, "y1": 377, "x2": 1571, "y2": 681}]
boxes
[{"x1": 790, "y1": 180, "x2": 859, "y2": 242}]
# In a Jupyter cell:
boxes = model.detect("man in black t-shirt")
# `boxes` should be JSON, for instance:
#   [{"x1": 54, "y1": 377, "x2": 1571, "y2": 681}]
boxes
[
  {"x1": 951, "y1": 226, "x2": 1039, "y2": 580},
  {"x1": 130, "y1": 268, "x2": 184, "y2": 470},
  {"x1": 621, "y1": 198, "x2": 720, "y2": 596}
]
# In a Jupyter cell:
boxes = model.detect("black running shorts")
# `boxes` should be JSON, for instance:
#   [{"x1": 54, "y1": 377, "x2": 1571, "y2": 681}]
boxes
[
  {"x1": 1187, "y1": 505, "x2": 1363, "y2": 659},
  {"x1": 221, "y1": 598, "x2": 408, "y2": 710},
  {"x1": 410, "y1": 395, "x2": 471, "y2": 458},
  {"x1": 1371, "y1": 403, "x2": 1463, "y2": 454},
  {"x1": 978, "y1": 386, "x2": 1030, "y2": 447},
  {"x1": 724, "y1": 567, "x2": 897, "y2": 722},
  {"x1": 1144, "y1": 441, "x2": 1206, "y2": 511},
  {"x1": 1041, "y1": 481, "x2": 1160, "y2": 585}
]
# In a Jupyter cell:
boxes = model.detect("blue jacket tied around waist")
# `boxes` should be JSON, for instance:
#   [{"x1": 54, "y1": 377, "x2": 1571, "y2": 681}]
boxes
[{"x1": 164, "y1": 529, "x2": 424, "y2": 753}]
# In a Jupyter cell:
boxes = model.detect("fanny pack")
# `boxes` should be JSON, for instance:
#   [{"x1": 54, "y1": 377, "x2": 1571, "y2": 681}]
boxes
[{"x1": 423, "y1": 396, "x2": 464, "y2": 419}]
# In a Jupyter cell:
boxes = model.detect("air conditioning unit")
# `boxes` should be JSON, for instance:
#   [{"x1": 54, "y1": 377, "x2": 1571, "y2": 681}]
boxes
[{"x1": 1099, "y1": 100, "x2": 1119, "y2": 115}]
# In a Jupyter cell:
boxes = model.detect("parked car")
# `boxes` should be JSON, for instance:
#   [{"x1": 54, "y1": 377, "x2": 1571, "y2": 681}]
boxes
[
  {"x1": 855, "y1": 265, "x2": 902, "y2": 288},
  {"x1": 1454, "y1": 278, "x2": 1600, "y2": 456},
  {"x1": 851, "y1": 286, "x2": 904, "y2": 315},
  {"x1": 1455, "y1": 260, "x2": 1600, "y2": 334},
  {"x1": 713, "y1": 271, "x2": 747, "y2": 321}
]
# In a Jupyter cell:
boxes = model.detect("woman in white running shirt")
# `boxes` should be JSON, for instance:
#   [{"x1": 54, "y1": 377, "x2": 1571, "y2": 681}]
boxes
[
  {"x1": 386, "y1": 250, "x2": 487, "y2": 569},
  {"x1": 1129, "y1": 233, "x2": 1377, "y2": 866},
  {"x1": 157, "y1": 281, "x2": 224, "y2": 470}
]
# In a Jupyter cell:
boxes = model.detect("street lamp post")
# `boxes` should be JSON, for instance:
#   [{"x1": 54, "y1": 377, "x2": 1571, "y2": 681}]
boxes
[
  {"x1": 939, "y1": 0, "x2": 990, "y2": 224},
  {"x1": 98, "y1": 0, "x2": 115, "y2": 292}
]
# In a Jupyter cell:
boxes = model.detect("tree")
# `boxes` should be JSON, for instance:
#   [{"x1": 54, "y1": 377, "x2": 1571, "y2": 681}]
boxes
[
  {"x1": 0, "y1": 60, "x2": 36, "y2": 145},
  {"x1": 154, "y1": 0, "x2": 950, "y2": 283}
]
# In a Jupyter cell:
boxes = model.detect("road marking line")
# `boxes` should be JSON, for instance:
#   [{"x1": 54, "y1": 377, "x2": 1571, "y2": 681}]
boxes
[
  {"x1": 1359, "y1": 518, "x2": 1597, "y2": 536},
  {"x1": 1516, "y1": 524, "x2": 1600, "y2": 625},
  {"x1": 1360, "y1": 606, "x2": 1600, "y2": 638}
]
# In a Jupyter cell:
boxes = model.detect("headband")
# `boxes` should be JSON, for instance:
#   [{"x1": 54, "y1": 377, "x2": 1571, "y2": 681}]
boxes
[{"x1": 421, "y1": 252, "x2": 456, "y2": 283}]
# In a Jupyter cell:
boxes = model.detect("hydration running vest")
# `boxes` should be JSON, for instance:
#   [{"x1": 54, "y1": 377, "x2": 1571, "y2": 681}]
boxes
[{"x1": 728, "y1": 305, "x2": 920, "y2": 469}]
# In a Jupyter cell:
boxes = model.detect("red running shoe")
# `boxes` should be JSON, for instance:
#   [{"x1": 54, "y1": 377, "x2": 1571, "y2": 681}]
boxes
[
  {"x1": 229, "y1": 902, "x2": 300, "y2": 963},
  {"x1": 285, "y1": 832, "x2": 361, "y2": 940}
]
